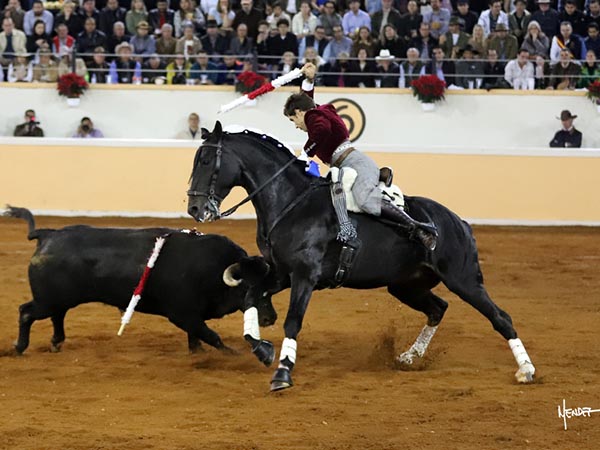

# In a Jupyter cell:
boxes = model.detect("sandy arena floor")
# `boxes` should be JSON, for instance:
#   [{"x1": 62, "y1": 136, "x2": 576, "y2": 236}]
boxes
[{"x1": 0, "y1": 216, "x2": 599, "y2": 450}]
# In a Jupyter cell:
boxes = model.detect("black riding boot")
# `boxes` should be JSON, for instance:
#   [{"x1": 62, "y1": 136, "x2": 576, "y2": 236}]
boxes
[{"x1": 380, "y1": 201, "x2": 438, "y2": 251}]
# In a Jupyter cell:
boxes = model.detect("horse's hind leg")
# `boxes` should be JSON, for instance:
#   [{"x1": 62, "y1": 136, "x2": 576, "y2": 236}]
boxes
[
  {"x1": 388, "y1": 285, "x2": 448, "y2": 365},
  {"x1": 50, "y1": 309, "x2": 68, "y2": 352},
  {"x1": 14, "y1": 300, "x2": 54, "y2": 354}
]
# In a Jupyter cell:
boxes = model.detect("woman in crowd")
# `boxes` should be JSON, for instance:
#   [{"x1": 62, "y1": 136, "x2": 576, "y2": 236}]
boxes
[
  {"x1": 207, "y1": 0, "x2": 235, "y2": 34},
  {"x1": 174, "y1": 0, "x2": 205, "y2": 38},
  {"x1": 125, "y1": 0, "x2": 148, "y2": 36},
  {"x1": 26, "y1": 20, "x2": 52, "y2": 56},
  {"x1": 377, "y1": 24, "x2": 406, "y2": 60},
  {"x1": 468, "y1": 24, "x2": 488, "y2": 57},
  {"x1": 578, "y1": 49, "x2": 600, "y2": 88},
  {"x1": 7, "y1": 52, "x2": 33, "y2": 82},
  {"x1": 346, "y1": 47, "x2": 377, "y2": 87},
  {"x1": 352, "y1": 25, "x2": 376, "y2": 57},
  {"x1": 57, "y1": 49, "x2": 88, "y2": 78},
  {"x1": 55, "y1": 1, "x2": 83, "y2": 37},
  {"x1": 520, "y1": 21, "x2": 549, "y2": 59},
  {"x1": 292, "y1": 0, "x2": 318, "y2": 39},
  {"x1": 166, "y1": 53, "x2": 191, "y2": 84},
  {"x1": 276, "y1": 51, "x2": 302, "y2": 84}
]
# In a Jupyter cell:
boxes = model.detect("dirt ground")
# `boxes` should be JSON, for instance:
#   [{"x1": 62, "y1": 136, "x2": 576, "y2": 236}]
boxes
[{"x1": 0, "y1": 216, "x2": 599, "y2": 450}]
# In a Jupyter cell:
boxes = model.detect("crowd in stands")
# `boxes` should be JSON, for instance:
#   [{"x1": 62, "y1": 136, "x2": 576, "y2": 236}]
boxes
[{"x1": 1, "y1": 0, "x2": 599, "y2": 89}]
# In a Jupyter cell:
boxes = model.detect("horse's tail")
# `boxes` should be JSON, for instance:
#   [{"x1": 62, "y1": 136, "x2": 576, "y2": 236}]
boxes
[{"x1": 3, "y1": 206, "x2": 44, "y2": 240}]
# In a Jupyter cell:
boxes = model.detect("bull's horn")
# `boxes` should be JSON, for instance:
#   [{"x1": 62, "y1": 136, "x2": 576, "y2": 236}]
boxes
[{"x1": 223, "y1": 263, "x2": 242, "y2": 287}]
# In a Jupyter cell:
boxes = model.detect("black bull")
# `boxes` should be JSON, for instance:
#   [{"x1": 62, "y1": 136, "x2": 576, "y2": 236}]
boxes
[{"x1": 5, "y1": 207, "x2": 277, "y2": 356}]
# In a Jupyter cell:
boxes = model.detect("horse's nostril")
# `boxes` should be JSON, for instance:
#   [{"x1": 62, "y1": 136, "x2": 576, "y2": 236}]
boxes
[{"x1": 188, "y1": 205, "x2": 199, "y2": 217}]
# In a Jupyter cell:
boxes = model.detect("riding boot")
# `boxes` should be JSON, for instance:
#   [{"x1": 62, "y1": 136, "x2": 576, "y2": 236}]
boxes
[{"x1": 380, "y1": 201, "x2": 438, "y2": 251}]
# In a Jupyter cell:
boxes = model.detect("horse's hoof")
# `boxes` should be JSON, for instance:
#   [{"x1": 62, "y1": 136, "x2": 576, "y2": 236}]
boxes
[
  {"x1": 50, "y1": 343, "x2": 62, "y2": 353},
  {"x1": 515, "y1": 363, "x2": 535, "y2": 383},
  {"x1": 253, "y1": 340, "x2": 275, "y2": 367},
  {"x1": 397, "y1": 351, "x2": 415, "y2": 365},
  {"x1": 270, "y1": 367, "x2": 293, "y2": 392},
  {"x1": 13, "y1": 342, "x2": 26, "y2": 355}
]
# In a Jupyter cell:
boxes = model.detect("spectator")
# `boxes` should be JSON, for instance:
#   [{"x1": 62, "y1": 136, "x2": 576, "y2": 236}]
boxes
[
  {"x1": 142, "y1": 53, "x2": 167, "y2": 83},
  {"x1": 439, "y1": 16, "x2": 470, "y2": 61},
  {"x1": 453, "y1": 0, "x2": 478, "y2": 35},
  {"x1": 218, "y1": 51, "x2": 243, "y2": 85},
  {"x1": 421, "y1": 45, "x2": 455, "y2": 85},
  {"x1": 365, "y1": 0, "x2": 383, "y2": 15},
  {"x1": 79, "y1": 0, "x2": 100, "y2": 27},
  {"x1": 57, "y1": 49, "x2": 88, "y2": 78},
  {"x1": 319, "y1": 1, "x2": 342, "y2": 37},
  {"x1": 232, "y1": 0, "x2": 263, "y2": 40},
  {"x1": 109, "y1": 41, "x2": 141, "y2": 82},
  {"x1": 255, "y1": 19, "x2": 270, "y2": 65},
  {"x1": 454, "y1": 45, "x2": 484, "y2": 88},
  {"x1": 175, "y1": 112, "x2": 202, "y2": 140},
  {"x1": 1, "y1": 17, "x2": 26, "y2": 68},
  {"x1": 32, "y1": 48, "x2": 57, "y2": 82},
  {"x1": 156, "y1": 23, "x2": 177, "y2": 61},
  {"x1": 87, "y1": 46, "x2": 110, "y2": 83},
  {"x1": 549, "y1": 110, "x2": 582, "y2": 148},
  {"x1": 520, "y1": 20, "x2": 550, "y2": 57},
  {"x1": 52, "y1": 23, "x2": 75, "y2": 56},
  {"x1": 200, "y1": 0, "x2": 218, "y2": 17},
  {"x1": 578, "y1": 49, "x2": 600, "y2": 87},
  {"x1": 13, "y1": 109, "x2": 44, "y2": 137},
  {"x1": 166, "y1": 52, "x2": 191, "y2": 84},
  {"x1": 276, "y1": 50, "x2": 301, "y2": 81},
  {"x1": 130, "y1": 20, "x2": 156, "y2": 55},
  {"x1": 467, "y1": 23, "x2": 487, "y2": 56},
  {"x1": 267, "y1": 18, "x2": 299, "y2": 58},
  {"x1": 99, "y1": 0, "x2": 127, "y2": 36},
  {"x1": 587, "y1": 0, "x2": 600, "y2": 24},
  {"x1": 176, "y1": 21, "x2": 202, "y2": 57},
  {"x1": 200, "y1": 19, "x2": 229, "y2": 62},
  {"x1": 377, "y1": 23, "x2": 406, "y2": 59},
  {"x1": 482, "y1": 48, "x2": 507, "y2": 88},
  {"x1": 371, "y1": 0, "x2": 402, "y2": 39},
  {"x1": 550, "y1": 22, "x2": 584, "y2": 63},
  {"x1": 559, "y1": 0, "x2": 587, "y2": 36},
  {"x1": 148, "y1": 0, "x2": 175, "y2": 35},
  {"x1": 23, "y1": 0, "x2": 53, "y2": 36},
  {"x1": 207, "y1": 0, "x2": 236, "y2": 33},
  {"x1": 399, "y1": 47, "x2": 423, "y2": 87},
  {"x1": 25, "y1": 20, "x2": 50, "y2": 56},
  {"x1": 398, "y1": 0, "x2": 422, "y2": 41},
  {"x1": 323, "y1": 51, "x2": 350, "y2": 86},
  {"x1": 530, "y1": 0, "x2": 559, "y2": 40},
  {"x1": 323, "y1": 24, "x2": 353, "y2": 63},
  {"x1": 190, "y1": 49, "x2": 218, "y2": 83},
  {"x1": 298, "y1": 25, "x2": 328, "y2": 58},
  {"x1": 477, "y1": 0, "x2": 509, "y2": 38},
  {"x1": 550, "y1": 48, "x2": 580, "y2": 89},
  {"x1": 77, "y1": 18, "x2": 107, "y2": 61},
  {"x1": 292, "y1": 1, "x2": 318, "y2": 39},
  {"x1": 487, "y1": 23, "x2": 518, "y2": 61},
  {"x1": 584, "y1": 22, "x2": 600, "y2": 60},
  {"x1": 55, "y1": 1, "x2": 83, "y2": 38},
  {"x1": 504, "y1": 47, "x2": 534, "y2": 88},
  {"x1": 174, "y1": 0, "x2": 205, "y2": 38},
  {"x1": 423, "y1": 0, "x2": 450, "y2": 40},
  {"x1": 2, "y1": 0, "x2": 25, "y2": 32},
  {"x1": 351, "y1": 25, "x2": 376, "y2": 57},
  {"x1": 229, "y1": 22, "x2": 254, "y2": 56},
  {"x1": 410, "y1": 21, "x2": 438, "y2": 60},
  {"x1": 73, "y1": 117, "x2": 104, "y2": 138},
  {"x1": 7, "y1": 51, "x2": 32, "y2": 82},
  {"x1": 301, "y1": 45, "x2": 326, "y2": 69},
  {"x1": 374, "y1": 48, "x2": 399, "y2": 87},
  {"x1": 125, "y1": 0, "x2": 148, "y2": 35},
  {"x1": 342, "y1": 0, "x2": 371, "y2": 38},
  {"x1": 106, "y1": 21, "x2": 130, "y2": 55},
  {"x1": 534, "y1": 53, "x2": 550, "y2": 89},
  {"x1": 509, "y1": 0, "x2": 531, "y2": 46}
]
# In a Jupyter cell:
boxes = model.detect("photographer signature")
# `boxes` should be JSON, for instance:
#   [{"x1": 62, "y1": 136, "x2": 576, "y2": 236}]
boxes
[{"x1": 558, "y1": 399, "x2": 600, "y2": 430}]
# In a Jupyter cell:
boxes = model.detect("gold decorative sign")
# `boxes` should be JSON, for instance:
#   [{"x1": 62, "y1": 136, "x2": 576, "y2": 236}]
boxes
[{"x1": 329, "y1": 98, "x2": 366, "y2": 142}]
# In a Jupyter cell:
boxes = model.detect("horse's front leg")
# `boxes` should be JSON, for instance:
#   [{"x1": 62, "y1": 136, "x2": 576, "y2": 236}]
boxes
[{"x1": 270, "y1": 271, "x2": 317, "y2": 392}]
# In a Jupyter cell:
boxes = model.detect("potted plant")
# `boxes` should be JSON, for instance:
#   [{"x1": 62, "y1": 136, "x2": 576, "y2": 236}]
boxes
[
  {"x1": 236, "y1": 71, "x2": 267, "y2": 106},
  {"x1": 586, "y1": 80, "x2": 600, "y2": 113},
  {"x1": 57, "y1": 72, "x2": 89, "y2": 107},
  {"x1": 410, "y1": 75, "x2": 447, "y2": 112}
]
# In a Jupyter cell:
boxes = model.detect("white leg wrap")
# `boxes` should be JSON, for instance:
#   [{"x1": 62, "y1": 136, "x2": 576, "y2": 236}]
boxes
[
  {"x1": 243, "y1": 307, "x2": 260, "y2": 341},
  {"x1": 279, "y1": 338, "x2": 297, "y2": 364},
  {"x1": 398, "y1": 325, "x2": 438, "y2": 365},
  {"x1": 509, "y1": 338, "x2": 535, "y2": 382}
]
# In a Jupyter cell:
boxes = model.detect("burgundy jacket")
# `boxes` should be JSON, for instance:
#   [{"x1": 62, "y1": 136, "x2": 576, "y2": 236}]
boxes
[{"x1": 302, "y1": 85, "x2": 349, "y2": 165}]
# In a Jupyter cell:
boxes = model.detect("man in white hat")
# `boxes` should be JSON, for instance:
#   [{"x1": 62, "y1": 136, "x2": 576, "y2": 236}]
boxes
[{"x1": 375, "y1": 49, "x2": 399, "y2": 87}]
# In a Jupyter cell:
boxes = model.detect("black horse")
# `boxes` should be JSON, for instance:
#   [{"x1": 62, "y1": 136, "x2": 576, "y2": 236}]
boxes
[{"x1": 187, "y1": 122, "x2": 536, "y2": 391}]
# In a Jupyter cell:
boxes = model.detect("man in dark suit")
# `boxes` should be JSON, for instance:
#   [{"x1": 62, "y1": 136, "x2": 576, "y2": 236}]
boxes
[
  {"x1": 148, "y1": 0, "x2": 175, "y2": 35},
  {"x1": 421, "y1": 45, "x2": 455, "y2": 86},
  {"x1": 550, "y1": 110, "x2": 583, "y2": 148},
  {"x1": 201, "y1": 20, "x2": 230, "y2": 63},
  {"x1": 98, "y1": 0, "x2": 126, "y2": 36},
  {"x1": 232, "y1": 0, "x2": 264, "y2": 40},
  {"x1": 267, "y1": 18, "x2": 298, "y2": 57},
  {"x1": 371, "y1": 0, "x2": 402, "y2": 38}
]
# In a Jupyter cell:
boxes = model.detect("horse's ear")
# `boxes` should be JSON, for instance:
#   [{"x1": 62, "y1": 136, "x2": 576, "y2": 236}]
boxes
[
  {"x1": 213, "y1": 121, "x2": 223, "y2": 138},
  {"x1": 201, "y1": 127, "x2": 210, "y2": 140}
]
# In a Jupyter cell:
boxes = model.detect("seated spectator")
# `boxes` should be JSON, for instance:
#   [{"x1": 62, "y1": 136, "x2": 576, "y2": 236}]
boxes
[
  {"x1": 298, "y1": 25, "x2": 328, "y2": 58},
  {"x1": 176, "y1": 21, "x2": 202, "y2": 58},
  {"x1": 189, "y1": 50, "x2": 218, "y2": 84},
  {"x1": 482, "y1": 48, "x2": 507, "y2": 89},
  {"x1": 7, "y1": 51, "x2": 32, "y2": 82},
  {"x1": 477, "y1": 0, "x2": 508, "y2": 38},
  {"x1": 109, "y1": 41, "x2": 141, "y2": 83},
  {"x1": 55, "y1": 1, "x2": 83, "y2": 38},
  {"x1": 509, "y1": 0, "x2": 531, "y2": 46},
  {"x1": 439, "y1": 16, "x2": 470, "y2": 61},
  {"x1": 549, "y1": 110, "x2": 582, "y2": 148},
  {"x1": 467, "y1": 23, "x2": 487, "y2": 57},
  {"x1": 200, "y1": 20, "x2": 229, "y2": 63},
  {"x1": 559, "y1": 0, "x2": 587, "y2": 36},
  {"x1": 504, "y1": 48, "x2": 534, "y2": 89},
  {"x1": 300, "y1": 46, "x2": 326, "y2": 68},
  {"x1": 342, "y1": 0, "x2": 371, "y2": 38},
  {"x1": 410, "y1": 22, "x2": 438, "y2": 61},
  {"x1": 549, "y1": 48, "x2": 580, "y2": 89},
  {"x1": 585, "y1": 23, "x2": 600, "y2": 60},
  {"x1": 487, "y1": 24, "x2": 518, "y2": 62},
  {"x1": 398, "y1": 0, "x2": 422, "y2": 41},
  {"x1": 125, "y1": 0, "x2": 148, "y2": 36},
  {"x1": 420, "y1": 46, "x2": 455, "y2": 85},
  {"x1": 346, "y1": 47, "x2": 376, "y2": 87},
  {"x1": 174, "y1": 0, "x2": 205, "y2": 38},
  {"x1": 376, "y1": 24, "x2": 406, "y2": 60},
  {"x1": 534, "y1": 53, "x2": 550, "y2": 89},
  {"x1": 371, "y1": 0, "x2": 402, "y2": 39},
  {"x1": 375, "y1": 48, "x2": 399, "y2": 87},
  {"x1": 323, "y1": 25, "x2": 353, "y2": 64},
  {"x1": 550, "y1": 22, "x2": 584, "y2": 64},
  {"x1": 454, "y1": 45, "x2": 484, "y2": 88},
  {"x1": 52, "y1": 23, "x2": 75, "y2": 56},
  {"x1": 32, "y1": 48, "x2": 58, "y2": 82},
  {"x1": 1, "y1": 17, "x2": 27, "y2": 68},
  {"x1": 148, "y1": 0, "x2": 175, "y2": 36},
  {"x1": 578, "y1": 49, "x2": 600, "y2": 88},
  {"x1": 255, "y1": 20, "x2": 270, "y2": 66},
  {"x1": 13, "y1": 109, "x2": 44, "y2": 137},
  {"x1": 142, "y1": 53, "x2": 167, "y2": 83},
  {"x1": 267, "y1": 19, "x2": 298, "y2": 62},
  {"x1": 351, "y1": 25, "x2": 376, "y2": 57},
  {"x1": 106, "y1": 21, "x2": 130, "y2": 56},
  {"x1": 453, "y1": 0, "x2": 478, "y2": 35},
  {"x1": 229, "y1": 22, "x2": 254, "y2": 56},
  {"x1": 99, "y1": 0, "x2": 127, "y2": 36},
  {"x1": 77, "y1": 18, "x2": 107, "y2": 62},
  {"x1": 292, "y1": 1, "x2": 318, "y2": 39},
  {"x1": 218, "y1": 51, "x2": 243, "y2": 85},
  {"x1": 423, "y1": 0, "x2": 450, "y2": 40},
  {"x1": 530, "y1": 0, "x2": 559, "y2": 40},
  {"x1": 322, "y1": 51, "x2": 351, "y2": 86},
  {"x1": 232, "y1": 0, "x2": 263, "y2": 41},
  {"x1": 520, "y1": 21, "x2": 550, "y2": 58},
  {"x1": 589, "y1": 0, "x2": 600, "y2": 23},
  {"x1": 265, "y1": 1, "x2": 291, "y2": 34},
  {"x1": 207, "y1": 0, "x2": 236, "y2": 34},
  {"x1": 2, "y1": 0, "x2": 25, "y2": 32},
  {"x1": 79, "y1": 0, "x2": 101, "y2": 28},
  {"x1": 156, "y1": 23, "x2": 177, "y2": 62},
  {"x1": 130, "y1": 20, "x2": 156, "y2": 55},
  {"x1": 399, "y1": 47, "x2": 423, "y2": 87},
  {"x1": 175, "y1": 112, "x2": 202, "y2": 140},
  {"x1": 87, "y1": 46, "x2": 110, "y2": 83},
  {"x1": 57, "y1": 49, "x2": 88, "y2": 78},
  {"x1": 24, "y1": 0, "x2": 53, "y2": 36},
  {"x1": 166, "y1": 52, "x2": 191, "y2": 84},
  {"x1": 26, "y1": 20, "x2": 51, "y2": 56},
  {"x1": 275, "y1": 50, "x2": 302, "y2": 83},
  {"x1": 73, "y1": 116, "x2": 104, "y2": 138}
]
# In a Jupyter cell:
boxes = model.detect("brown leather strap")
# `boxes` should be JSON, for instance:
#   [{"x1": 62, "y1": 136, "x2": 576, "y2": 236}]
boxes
[{"x1": 332, "y1": 147, "x2": 355, "y2": 167}]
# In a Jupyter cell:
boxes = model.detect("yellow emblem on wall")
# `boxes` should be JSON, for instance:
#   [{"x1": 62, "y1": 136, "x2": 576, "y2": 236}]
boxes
[{"x1": 329, "y1": 98, "x2": 366, "y2": 143}]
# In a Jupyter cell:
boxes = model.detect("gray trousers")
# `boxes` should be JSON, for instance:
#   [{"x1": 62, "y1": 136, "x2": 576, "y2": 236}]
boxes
[{"x1": 333, "y1": 150, "x2": 382, "y2": 216}]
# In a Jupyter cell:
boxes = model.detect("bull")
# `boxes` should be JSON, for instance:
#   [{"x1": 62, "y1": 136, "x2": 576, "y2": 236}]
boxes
[{"x1": 4, "y1": 207, "x2": 277, "y2": 362}]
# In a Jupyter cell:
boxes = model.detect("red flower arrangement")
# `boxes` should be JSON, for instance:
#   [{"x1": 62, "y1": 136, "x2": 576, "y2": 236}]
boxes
[
  {"x1": 586, "y1": 80, "x2": 600, "y2": 104},
  {"x1": 236, "y1": 71, "x2": 267, "y2": 94},
  {"x1": 411, "y1": 75, "x2": 446, "y2": 104},
  {"x1": 57, "y1": 73, "x2": 89, "y2": 98}
]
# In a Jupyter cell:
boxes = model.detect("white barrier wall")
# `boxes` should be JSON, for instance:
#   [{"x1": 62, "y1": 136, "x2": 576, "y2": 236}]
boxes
[{"x1": 1, "y1": 84, "x2": 599, "y2": 148}]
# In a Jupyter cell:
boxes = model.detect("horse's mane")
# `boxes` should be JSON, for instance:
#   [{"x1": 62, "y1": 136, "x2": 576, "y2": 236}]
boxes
[{"x1": 224, "y1": 130, "x2": 300, "y2": 164}]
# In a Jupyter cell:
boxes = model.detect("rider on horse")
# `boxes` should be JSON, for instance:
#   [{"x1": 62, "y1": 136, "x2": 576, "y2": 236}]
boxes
[{"x1": 283, "y1": 63, "x2": 438, "y2": 250}]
